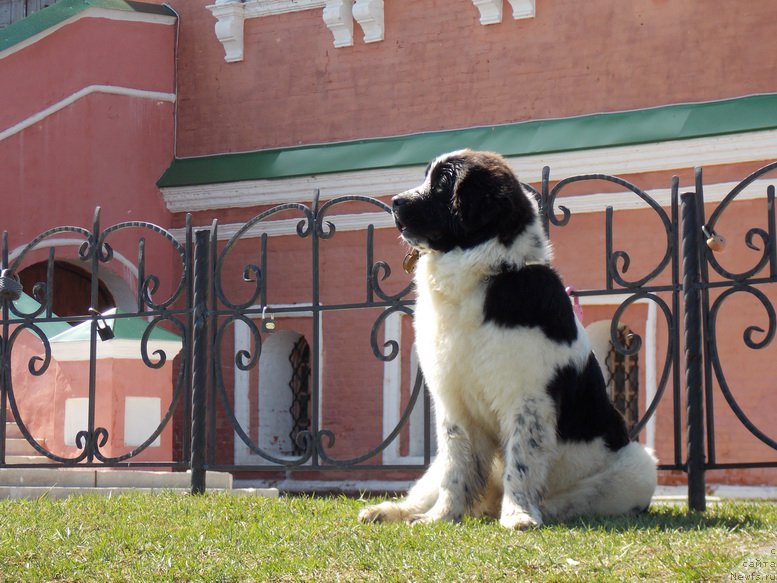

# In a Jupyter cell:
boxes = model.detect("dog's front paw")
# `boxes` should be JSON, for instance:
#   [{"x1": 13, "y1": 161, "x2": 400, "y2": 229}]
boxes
[
  {"x1": 408, "y1": 510, "x2": 464, "y2": 525},
  {"x1": 358, "y1": 502, "x2": 406, "y2": 524},
  {"x1": 499, "y1": 510, "x2": 541, "y2": 530}
]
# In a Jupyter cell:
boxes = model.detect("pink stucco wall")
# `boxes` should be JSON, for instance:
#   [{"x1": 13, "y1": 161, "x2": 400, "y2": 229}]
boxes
[{"x1": 169, "y1": 0, "x2": 777, "y2": 156}]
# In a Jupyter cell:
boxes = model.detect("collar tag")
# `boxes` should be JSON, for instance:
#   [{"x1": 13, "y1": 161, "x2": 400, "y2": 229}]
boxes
[{"x1": 403, "y1": 249, "x2": 420, "y2": 274}]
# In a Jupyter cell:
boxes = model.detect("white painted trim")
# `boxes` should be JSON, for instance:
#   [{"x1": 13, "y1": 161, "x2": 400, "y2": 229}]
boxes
[
  {"x1": 0, "y1": 7, "x2": 176, "y2": 61},
  {"x1": 471, "y1": 0, "x2": 503, "y2": 25},
  {"x1": 1, "y1": 85, "x2": 176, "y2": 143},
  {"x1": 49, "y1": 338, "x2": 183, "y2": 361},
  {"x1": 207, "y1": 0, "x2": 383, "y2": 58},
  {"x1": 508, "y1": 0, "x2": 535, "y2": 19},
  {"x1": 353, "y1": 0, "x2": 384, "y2": 43},
  {"x1": 210, "y1": 1, "x2": 246, "y2": 62},
  {"x1": 160, "y1": 129, "x2": 777, "y2": 212},
  {"x1": 243, "y1": 0, "x2": 326, "y2": 18},
  {"x1": 381, "y1": 311, "x2": 402, "y2": 464},
  {"x1": 9, "y1": 239, "x2": 140, "y2": 312},
  {"x1": 9, "y1": 238, "x2": 139, "y2": 281},
  {"x1": 169, "y1": 176, "x2": 777, "y2": 242},
  {"x1": 645, "y1": 301, "x2": 658, "y2": 452}
]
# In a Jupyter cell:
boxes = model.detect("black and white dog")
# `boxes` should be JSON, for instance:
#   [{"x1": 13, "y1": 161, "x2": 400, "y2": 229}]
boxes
[{"x1": 359, "y1": 150, "x2": 657, "y2": 529}]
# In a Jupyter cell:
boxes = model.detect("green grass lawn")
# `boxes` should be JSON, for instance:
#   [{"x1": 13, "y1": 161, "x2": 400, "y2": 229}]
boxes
[{"x1": 0, "y1": 492, "x2": 775, "y2": 582}]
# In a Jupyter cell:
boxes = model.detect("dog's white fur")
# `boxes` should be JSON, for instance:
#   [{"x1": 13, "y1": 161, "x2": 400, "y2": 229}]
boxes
[{"x1": 359, "y1": 152, "x2": 657, "y2": 529}]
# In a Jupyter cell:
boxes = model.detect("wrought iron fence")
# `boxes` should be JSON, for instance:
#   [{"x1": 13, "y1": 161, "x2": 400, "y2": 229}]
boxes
[{"x1": 1, "y1": 160, "x2": 776, "y2": 511}]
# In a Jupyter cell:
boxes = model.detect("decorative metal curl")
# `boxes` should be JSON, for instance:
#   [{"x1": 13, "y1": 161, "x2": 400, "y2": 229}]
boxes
[
  {"x1": 707, "y1": 284, "x2": 777, "y2": 449},
  {"x1": 369, "y1": 260, "x2": 414, "y2": 303},
  {"x1": 7, "y1": 322, "x2": 53, "y2": 377},
  {"x1": 102, "y1": 220, "x2": 189, "y2": 311},
  {"x1": 370, "y1": 305, "x2": 414, "y2": 362},
  {"x1": 211, "y1": 314, "x2": 313, "y2": 466},
  {"x1": 140, "y1": 314, "x2": 188, "y2": 369},
  {"x1": 606, "y1": 292, "x2": 678, "y2": 439},
  {"x1": 547, "y1": 173, "x2": 674, "y2": 289},
  {"x1": 215, "y1": 203, "x2": 312, "y2": 310},
  {"x1": 314, "y1": 366, "x2": 427, "y2": 467}
]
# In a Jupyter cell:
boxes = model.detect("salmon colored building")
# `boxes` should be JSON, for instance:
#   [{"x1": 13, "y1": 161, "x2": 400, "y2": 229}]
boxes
[{"x1": 2, "y1": 0, "x2": 777, "y2": 488}]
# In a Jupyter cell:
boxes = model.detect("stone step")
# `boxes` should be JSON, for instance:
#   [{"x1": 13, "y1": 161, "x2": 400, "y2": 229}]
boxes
[
  {"x1": 4, "y1": 455, "x2": 56, "y2": 465},
  {"x1": 0, "y1": 468, "x2": 233, "y2": 489},
  {"x1": 0, "y1": 486, "x2": 279, "y2": 500},
  {"x1": 5, "y1": 437, "x2": 48, "y2": 456},
  {"x1": 5, "y1": 422, "x2": 23, "y2": 440}
]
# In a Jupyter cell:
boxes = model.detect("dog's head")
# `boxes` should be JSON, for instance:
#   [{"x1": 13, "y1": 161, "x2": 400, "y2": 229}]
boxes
[{"x1": 392, "y1": 149, "x2": 536, "y2": 253}]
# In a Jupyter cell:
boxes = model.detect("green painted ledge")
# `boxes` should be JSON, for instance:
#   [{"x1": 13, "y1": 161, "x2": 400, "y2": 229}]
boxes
[
  {"x1": 158, "y1": 94, "x2": 777, "y2": 188},
  {"x1": 0, "y1": 0, "x2": 176, "y2": 53}
]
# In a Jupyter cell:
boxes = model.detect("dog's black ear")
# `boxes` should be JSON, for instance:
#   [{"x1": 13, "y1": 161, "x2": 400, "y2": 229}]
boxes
[{"x1": 454, "y1": 162, "x2": 534, "y2": 244}]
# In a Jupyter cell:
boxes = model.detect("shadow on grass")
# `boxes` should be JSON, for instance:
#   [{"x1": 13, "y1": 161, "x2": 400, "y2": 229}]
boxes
[{"x1": 546, "y1": 504, "x2": 772, "y2": 532}]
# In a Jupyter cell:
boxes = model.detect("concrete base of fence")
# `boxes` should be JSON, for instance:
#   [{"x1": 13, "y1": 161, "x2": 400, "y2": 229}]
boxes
[{"x1": 0, "y1": 468, "x2": 277, "y2": 499}]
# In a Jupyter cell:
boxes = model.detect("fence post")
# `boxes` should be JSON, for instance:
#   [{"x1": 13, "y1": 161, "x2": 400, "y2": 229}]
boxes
[
  {"x1": 190, "y1": 229, "x2": 209, "y2": 495},
  {"x1": 681, "y1": 192, "x2": 706, "y2": 511}
]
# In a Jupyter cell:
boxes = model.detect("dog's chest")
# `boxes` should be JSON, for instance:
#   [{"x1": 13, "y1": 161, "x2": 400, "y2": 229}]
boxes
[{"x1": 413, "y1": 268, "x2": 505, "y2": 427}]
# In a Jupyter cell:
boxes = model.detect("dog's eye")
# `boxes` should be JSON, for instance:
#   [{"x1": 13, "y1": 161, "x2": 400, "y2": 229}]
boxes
[{"x1": 435, "y1": 166, "x2": 454, "y2": 193}]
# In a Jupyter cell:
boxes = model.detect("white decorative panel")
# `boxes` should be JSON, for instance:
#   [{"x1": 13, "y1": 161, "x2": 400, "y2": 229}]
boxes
[
  {"x1": 124, "y1": 396, "x2": 161, "y2": 447},
  {"x1": 353, "y1": 0, "x2": 384, "y2": 43},
  {"x1": 208, "y1": 0, "x2": 246, "y2": 63},
  {"x1": 64, "y1": 398, "x2": 89, "y2": 446},
  {"x1": 323, "y1": 0, "x2": 354, "y2": 48},
  {"x1": 471, "y1": 0, "x2": 503, "y2": 24},
  {"x1": 507, "y1": 0, "x2": 535, "y2": 19}
]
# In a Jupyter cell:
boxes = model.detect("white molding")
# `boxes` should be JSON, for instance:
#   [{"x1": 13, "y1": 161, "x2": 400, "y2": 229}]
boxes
[
  {"x1": 471, "y1": 0, "x2": 535, "y2": 24},
  {"x1": 1, "y1": 85, "x2": 176, "y2": 143},
  {"x1": 323, "y1": 0, "x2": 354, "y2": 48},
  {"x1": 507, "y1": 0, "x2": 535, "y2": 19},
  {"x1": 381, "y1": 311, "x2": 402, "y2": 464},
  {"x1": 160, "y1": 130, "x2": 777, "y2": 212},
  {"x1": 168, "y1": 176, "x2": 777, "y2": 242},
  {"x1": 209, "y1": 0, "x2": 246, "y2": 62},
  {"x1": 8, "y1": 239, "x2": 139, "y2": 281},
  {"x1": 243, "y1": 0, "x2": 326, "y2": 18},
  {"x1": 353, "y1": 0, "x2": 384, "y2": 43},
  {"x1": 208, "y1": 0, "x2": 385, "y2": 58},
  {"x1": 49, "y1": 338, "x2": 183, "y2": 362},
  {"x1": 0, "y1": 7, "x2": 176, "y2": 61},
  {"x1": 472, "y1": 0, "x2": 503, "y2": 25},
  {"x1": 645, "y1": 300, "x2": 657, "y2": 452}
]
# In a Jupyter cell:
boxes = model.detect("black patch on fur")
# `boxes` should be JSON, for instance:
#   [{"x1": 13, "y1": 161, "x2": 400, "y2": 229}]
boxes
[
  {"x1": 547, "y1": 353, "x2": 630, "y2": 451},
  {"x1": 392, "y1": 150, "x2": 536, "y2": 252},
  {"x1": 483, "y1": 264, "x2": 578, "y2": 344}
]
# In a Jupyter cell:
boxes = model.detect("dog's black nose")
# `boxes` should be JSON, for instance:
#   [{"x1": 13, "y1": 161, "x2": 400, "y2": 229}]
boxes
[{"x1": 392, "y1": 195, "x2": 409, "y2": 210}]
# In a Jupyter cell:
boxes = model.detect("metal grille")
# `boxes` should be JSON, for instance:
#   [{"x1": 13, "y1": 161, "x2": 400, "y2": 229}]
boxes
[
  {"x1": 288, "y1": 336, "x2": 311, "y2": 456},
  {"x1": 605, "y1": 326, "x2": 639, "y2": 432}
]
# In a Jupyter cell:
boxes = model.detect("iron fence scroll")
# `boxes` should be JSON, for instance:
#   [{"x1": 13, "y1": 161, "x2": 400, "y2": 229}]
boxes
[{"x1": 1, "y1": 161, "x2": 776, "y2": 511}]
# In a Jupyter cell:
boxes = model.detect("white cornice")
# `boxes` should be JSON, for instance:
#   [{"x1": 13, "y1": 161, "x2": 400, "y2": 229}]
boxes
[
  {"x1": 0, "y1": 7, "x2": 176, "y2": 61},
  {"x1": 161, "y1": 130, "x2": 777, "y2": 213},
  {"x1": 471, "y1": 0, "x2": 535, "y2": 24},
  {"x1": 168, "y1": 178, "x2": 777, "y2": 242},
  {"x1": 243, "y1": 0, "x2": 327, "y2": 18},
  {"x1": 208, "y1": 0, "x2": 385, "y2": 61}
]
